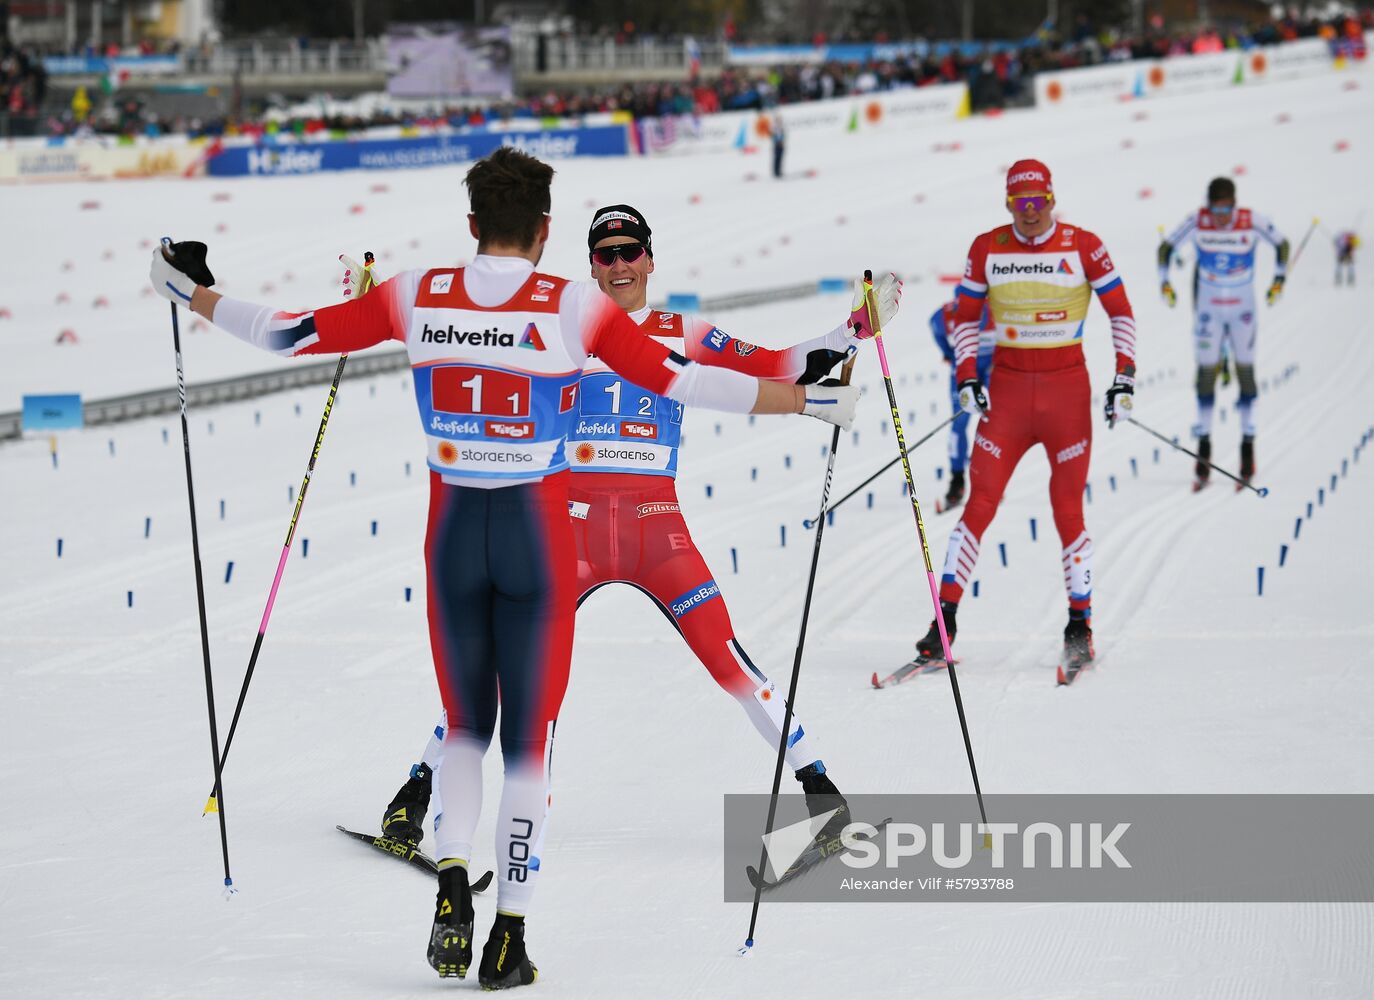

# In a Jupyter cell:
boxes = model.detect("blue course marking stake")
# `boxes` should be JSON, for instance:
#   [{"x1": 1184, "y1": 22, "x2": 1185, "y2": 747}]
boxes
[
  {"x1": 220, "y1": 499, "x2": 226, "y2": 520},
  {"x1": 1307, "y1": 502, "x2": 1313, "y2": 518},
  {"x1": 1153, "y1": 447, "x2": 1160, "y2": 464},
  {"x1": 1030, "y1": 517, "x2": 1038, "y2": 542},
  {"x1": 162, "y1": 428, "x2": 169, "y2": 443},
  {"x1": 973, "y1": 580, "x2": 980, "y2": 598},
  {"x1": 127, "y1": 590, "x2": 134, "y2": 608},
  {"x1": 1279, "y1": 545, "x2": 1288, "y2": 568},
  {"x1": 935, "y1": 467, "x2": 944, "y2": 482},
  {"x1": 731, "y1": 548, "x2": 738, "y2": 574},
  {"x1": 751, "y1": 467, "x2": 758, "y2": 481},
  {"x1": 999, "y1": 542, "x2": 1007, "y2": 567},
  {"x1": 350, "y1": 471, "x2": 357, "y2": 487},
  {"x1": 255, "y1": 411, "x2": 261, "y2": 425},
  {"x1": 827, "y1": 510, "x2": 835, "y2": 527},
  {"x1": 1257, "y1": 566, "x2": 1265, "y2": 596},
  {"x1": 1085, "y1": 482, "x2": 1093, "y2": 504},
  {"x1": 288, "y1": 485, "x2": 294, "y2": 503},
  {"x1": 405, "y1": 586, "x2": 412, "y2": 603},
  {"x1": 1318, "y1": 488, "x2": 1325, "y2": 506},
  {"x1": 1293, "y1": 518, "x2": 1302, "y2": 540},
  {"x1": 144, "y1": 516, "x2": 151, "y2": 538},
  {"x1": 785, "y1": 455, "x2": 792, "y2": 469},
  {"x1": 301, "y1": 538, "x2": 309, "y2": 558},
  {"x1": 780, "y1": 525, "x2": 787, "y2": 547},
  {"x1": 225, "y1": 561, "x2": 234, "y2": 583},
  {"x1": 706, "y1": 484, "x2": 713, "y2": 498},
  {"x1": 108, "y1": 439, "x2": 115, "y2": 456},
  {"x1": 1109, "y1": 475, "x2": 1117, "y2": 492},
  {"x1": 867, "y1": 492, "x2": 874, "y2": 509},
  {"x1": 371, "y1": 520, "x2": 378, "y2": 536},
  {"x1": 56, "y1": 538, "x2": 63, "y2": 558},
  {"x1": 1130, "y1": 457, "x2": 1138, "y2": 477}
]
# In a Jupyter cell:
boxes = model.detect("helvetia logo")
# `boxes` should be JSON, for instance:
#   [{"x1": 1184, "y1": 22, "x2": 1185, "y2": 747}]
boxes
[
  {"x1": 1057, "y1": 258, "x2": 1075, "y2": 275},
  {"x1": 989, "y1": 261, "x2": 1054, "y2": 276},
  {"x1": 421, "y1": 323, "x2": 514, "y2": 347},
  {"x1": 519, "y1": 322, "x2": 547, "y2": 351}
]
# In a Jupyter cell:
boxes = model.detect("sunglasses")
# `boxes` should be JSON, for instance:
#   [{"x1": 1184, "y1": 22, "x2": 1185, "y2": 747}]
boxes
[
  {"x1": 1209, "y1": 203, "x2": 1235, "y2": 215},
  {"x1": 590, "y1": 243, "x2": 649, "y2": 267},
  {"x1": 1007, "y1": 193, "x2": 1054, "y2": 213}
]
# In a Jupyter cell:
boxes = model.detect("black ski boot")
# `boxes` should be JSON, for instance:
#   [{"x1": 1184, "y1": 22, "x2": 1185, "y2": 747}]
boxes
[
  {"x1": 479, "y1": 913, "x2": 538, "y2": 990},
  {"x1": 382, "y1": 762, "x2": 432, "y2": 846},
  {"x1": 1239, "y1": 435, "x2": 1255, "y2": 490},
  {"x1": 795, "y1": 761, "x2": 849, "y2": 841},
  {"x1": 915, "y1": 600, "x2": 959, "y2": 661},
  {"x1": 1058, "y1": 614, "x2": 1095, "y2": 685},
  {"x1": 941, "y1": 469, "x2": 966, "y2": 511},
  {"x1": 427, "y1": 865, "x2": 475, "y2": 979},
  {"x1": 1192, "y1": 435, "x2": 1212, "y2": 492}
]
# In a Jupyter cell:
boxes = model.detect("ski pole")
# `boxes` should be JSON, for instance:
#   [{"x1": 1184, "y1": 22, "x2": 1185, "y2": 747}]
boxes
[
  {"x1": 803, "y1": 414, "x2": 956, "y2": 528},
  {"x1": 863, "y1": 270, "x2": 990, "y2": 835},
  {"x1": 203, "y1": 352, "x2": 349, "y2": 815},
  {"x1": 1288, "y1": 216, "x2": 1320, "y2": 273},
  {"x1": 740, "y1": 351, "x2": 856, "y2": 955},
  {"x1": 162, "y1": 238, "x2": 235, "y2": 894},
  {"x1": 1125, "y1": 417, "x2": 1269, "y2": 496}
]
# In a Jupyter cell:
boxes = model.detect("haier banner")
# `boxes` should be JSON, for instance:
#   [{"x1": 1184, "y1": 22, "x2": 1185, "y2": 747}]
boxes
[{"x1": 207, "y1": 125, "x2": 629, "y2": 177}]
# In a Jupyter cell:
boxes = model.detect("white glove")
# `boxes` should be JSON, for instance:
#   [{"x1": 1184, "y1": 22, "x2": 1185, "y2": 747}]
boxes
[
  {"x1": 340, "y1": 252, "x2": 379, "y2": 299},
  {"x1": 957, "y1": 378, "x2": 990, "y2": 416},
  {"x1": 802, "y1": 380, "x2": 862, "y2": 431},
  {"x1": 149, "y1": 239, "x2": 214, "y2": 306},
  {"x1": 847, "y1": 272, "x2": 903, "y2": 339}
]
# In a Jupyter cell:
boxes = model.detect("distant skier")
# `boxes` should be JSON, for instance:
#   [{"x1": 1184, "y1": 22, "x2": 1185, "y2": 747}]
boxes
[
  {"x1": 929, "y1": 294, "x2": 993, "y2": 512},
  {"x1": 149, "y1": 147, "x2": 860, "y2": 989},
  {"x1": 769, "y1": 108, "x2": 786, "y2": 179},
  {"x1": 911, "y1": 159, "x2": 1138, "y2": 681},
  {"x1": 381, "y1": 203, "x2": 903, "y2": 865},
  {"x1": 1334, "y1": 230, "x2": 1358, "y2": 286},
  {"x1": 1158, "y1": 177, "x2": 1289, "y2": 490}
]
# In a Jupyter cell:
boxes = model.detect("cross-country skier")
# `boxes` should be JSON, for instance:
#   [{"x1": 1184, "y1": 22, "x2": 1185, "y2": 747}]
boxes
[
  {"x1": 148, "y1": 147, "x2": 860, "y2": 989},
  {"x1": 929, "y1": 293, "x2": 993, "y2": 512},
  {"x1": 1158, "y1": 177, "x2": 1289, "y2": 490},
  {"x1": 1334, "y1": 230, "x2": 1358, "y2": 286},
  {"x1": 380, "y1": 203, "x2": 903, "y2": 869},
  {"x1": 909, "y1": 159, "x2": 1138, "y2": 681}
]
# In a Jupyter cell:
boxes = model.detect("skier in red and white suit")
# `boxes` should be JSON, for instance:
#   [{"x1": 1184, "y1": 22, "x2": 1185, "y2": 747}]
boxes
[
  {"x1": 384, "y1": 204, "x2": 903, "y2": 835},
  {"x1": 914, "y1": 159, "x2": 1138, "y2": 672}
]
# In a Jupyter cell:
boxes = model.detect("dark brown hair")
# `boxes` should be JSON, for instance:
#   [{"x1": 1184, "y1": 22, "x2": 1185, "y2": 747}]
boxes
[{"x1": 464, "y1": 147, "x2": 554, "y2": 250}]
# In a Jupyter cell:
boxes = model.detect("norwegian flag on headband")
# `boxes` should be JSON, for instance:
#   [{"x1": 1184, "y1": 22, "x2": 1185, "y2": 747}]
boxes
[{"x1": 608, "y1": 221, "x2": 622, "y2": 230}]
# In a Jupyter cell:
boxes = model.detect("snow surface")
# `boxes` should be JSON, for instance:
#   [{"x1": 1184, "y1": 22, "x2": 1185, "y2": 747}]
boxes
[{"x1": 2, "y1": 71, "x2": 1373, "y2": 999}]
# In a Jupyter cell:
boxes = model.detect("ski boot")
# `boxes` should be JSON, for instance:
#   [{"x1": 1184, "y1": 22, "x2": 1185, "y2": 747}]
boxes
[
  {"x1": 796, "y1": 761, "x2": 849, "y2": 843},
  {"x1": 1192, "y1": 435, "x2": 1211, "y2": 492},
  {"x1": 940, "y1": 469, "x2": 966, "y2": 513},
  {"x1": 1238, "y1": 435, "x2": 1255, "y2": 492},
  {"x1": 479, "y1": 913, "x2": 538, "y2": 990},
  {"x1": 382, "y1": 762, "x2": 432, "y2": 846},
  {"x1": 1057, "y1": 614, "x2": 1095, "y2": 686},
  {"x1": 427, "y1": 865, "x2": 475, "y2": 979},
  {"x1": 915, "y1": 600, "x2": 958, "y2": 663}
]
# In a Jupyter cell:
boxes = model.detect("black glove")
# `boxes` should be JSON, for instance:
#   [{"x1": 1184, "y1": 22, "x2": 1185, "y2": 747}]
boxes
[
  {"x1": 957, "y1": 378, "x2": 990, "y2": 416},
  {"x1": 1104, "y1": 372, "x2": 1135, "y2": 428}
]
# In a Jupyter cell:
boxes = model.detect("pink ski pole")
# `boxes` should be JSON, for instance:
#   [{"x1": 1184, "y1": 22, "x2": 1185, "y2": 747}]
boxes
[
  {"x1": 861, "y1": 270, "x2": 990, "y2": 837},
  {"x1": 203, "y1": 352, "x2": 347, "y2": 814}
]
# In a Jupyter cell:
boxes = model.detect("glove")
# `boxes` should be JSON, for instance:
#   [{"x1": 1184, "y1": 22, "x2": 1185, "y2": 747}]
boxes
[
  {"x1": 1266, "y1": 276, "x2": 1284, "y2": 306},
  {"x1": 802, "y1": 379, "x2": 862, "y2": 431},
  {"x1": 1104, "y1": 372, "x2": 1135, "y2": 428},
  {"x1": 340, "y1": 251, "x2": 378, "y2": 299},
  {"x1": 957, "y1": 378, "x2": 990, "y2": 416},
  {"x1": 1160, "y1": 281, "x2": 1177, "y2": 308},
  {"x1": 150, "y1": 239, "x2": 215, "y2": 306},
  {"x1": 847, "y1": 272, "x2": 903, "y2": 339}
]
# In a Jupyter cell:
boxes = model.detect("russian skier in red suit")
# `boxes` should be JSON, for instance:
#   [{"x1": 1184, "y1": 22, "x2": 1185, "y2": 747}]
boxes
[
  {"x1": 912, "y1": 159, "x2": 1138, "y2": 679},
  {"x1": 380, "y1": 204, "x2": 903, "y2": 885},
  {"x1": 149, "y1": 148, "x2": 860, "y2": 988}
]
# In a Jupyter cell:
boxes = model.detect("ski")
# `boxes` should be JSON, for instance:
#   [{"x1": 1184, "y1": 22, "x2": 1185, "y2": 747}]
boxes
[
  {"x1": 336, "y1": 825, "x2": 494, "y2": 891},
  {"x1": 1055, "y1": 655, "x2": 1095, "y2": 687},
  {"x1": 871, "y1": 658, "x2": 959, "y2": 688},
  {"x1": 1191, "y1": 477, "x2": 1211, "y2": 493},
  {"x1": 746, "y1": 817, "x2": 892, "y2": 890}
]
